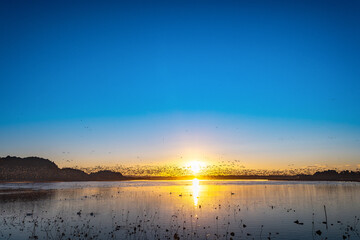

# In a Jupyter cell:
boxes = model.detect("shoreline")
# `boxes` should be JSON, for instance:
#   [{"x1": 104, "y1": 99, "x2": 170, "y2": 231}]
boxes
[{"x1": 0, "y1": 176, "x2": 359, "y2": 184}]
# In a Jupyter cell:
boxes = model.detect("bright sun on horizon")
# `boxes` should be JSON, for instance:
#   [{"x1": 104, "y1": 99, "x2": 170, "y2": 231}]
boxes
[{"x1": 187, "y1": 161, "x2": 204, "y2": 175}]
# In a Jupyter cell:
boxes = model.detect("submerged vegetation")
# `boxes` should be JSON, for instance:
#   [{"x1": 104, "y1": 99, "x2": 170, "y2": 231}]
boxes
[{"x1": 1, "y1": 204, "x2": 359, "y2": 240}]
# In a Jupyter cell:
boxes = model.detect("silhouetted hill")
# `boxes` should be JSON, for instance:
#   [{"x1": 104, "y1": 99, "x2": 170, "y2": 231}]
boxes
[
  {"x1": 90, "y1": 170, "x2": 124, "y2": 180},
  {"x1": 0, "y1": 156, "x2": 60, "y2": 181},
  {"x1": 60, "y1": 168, "x2": 90, "y2": 181},
  {"x1": 0, "y1": 156, "x2": 126, "y2": 182},
  {"x1": 0, "y1": 156, "x2": 58, "y2": 170}
]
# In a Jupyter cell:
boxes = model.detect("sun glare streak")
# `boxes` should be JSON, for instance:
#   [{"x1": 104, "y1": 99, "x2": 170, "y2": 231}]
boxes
[{"x1": 192, "y1": 178, "x2": 200, "y2": 207}]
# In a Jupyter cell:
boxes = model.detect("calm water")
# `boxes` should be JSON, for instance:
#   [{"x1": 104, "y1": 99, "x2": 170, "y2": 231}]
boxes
[{"x1": 0, "y1": 180, "x2": 359, "y2": 240}]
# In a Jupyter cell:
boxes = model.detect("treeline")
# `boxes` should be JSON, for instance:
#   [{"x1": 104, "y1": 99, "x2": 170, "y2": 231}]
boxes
[
  {"x1": 297, "y1": 170, "x2": 360, "y2": 181},
  {"x1": 0, "y1": 156, "x2": 126, "y2": 182}
]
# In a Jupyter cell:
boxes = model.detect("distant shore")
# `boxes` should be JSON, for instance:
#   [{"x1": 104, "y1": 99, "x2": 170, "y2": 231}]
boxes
[
  {"x1": 1, "y1": 156, "x2": 359, "y2": 183},
  {"x1": 1, "y1": 175, "x2": 359, "y2": 183}
]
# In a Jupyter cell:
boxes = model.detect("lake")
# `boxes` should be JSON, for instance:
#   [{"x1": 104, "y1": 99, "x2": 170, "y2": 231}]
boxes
[{"x1": 0, "y1": 180, "x2": 359, "y2": 240}]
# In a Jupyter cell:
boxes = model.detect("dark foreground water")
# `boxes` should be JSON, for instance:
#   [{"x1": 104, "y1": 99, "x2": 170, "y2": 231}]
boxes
[{"x1": 0, "y1": 180, "x2": 359, "y2": 240}]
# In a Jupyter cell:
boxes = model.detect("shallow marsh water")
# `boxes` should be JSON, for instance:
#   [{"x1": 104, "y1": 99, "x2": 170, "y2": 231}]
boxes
[{"x1": 0, "y1": 180, "x2": 359, "y2": 240}]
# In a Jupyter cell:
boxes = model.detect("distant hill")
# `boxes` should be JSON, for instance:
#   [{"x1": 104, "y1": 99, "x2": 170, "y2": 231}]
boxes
[
  {"x1": 90, "y1": 170, "x2": 123, "y2": 180},
  {"x1": 0, "y1": 156, "x2": 126, "y2": 182},
  {"x1": 60, "y1": 168, "x2": 90, "y2": 181},
  {"x1": 0, "y1": 156, "x2": 58, "y2": 169}
]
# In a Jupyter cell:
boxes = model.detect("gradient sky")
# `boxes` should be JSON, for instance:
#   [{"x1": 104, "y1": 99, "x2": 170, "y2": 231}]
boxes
[{"x1": 0, "y1": 0, "x2": 359, "y2": 171}]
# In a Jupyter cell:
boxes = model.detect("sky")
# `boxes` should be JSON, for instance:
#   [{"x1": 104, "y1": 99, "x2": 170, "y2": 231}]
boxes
[{"x1": 0, "y1": 0, "x2": 360, "y2": 173}]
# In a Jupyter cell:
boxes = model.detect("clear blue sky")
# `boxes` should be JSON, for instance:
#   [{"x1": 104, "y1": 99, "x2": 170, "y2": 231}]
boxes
[{"x1": 0, "y1": 0, "x2": 359, "y2": 170}]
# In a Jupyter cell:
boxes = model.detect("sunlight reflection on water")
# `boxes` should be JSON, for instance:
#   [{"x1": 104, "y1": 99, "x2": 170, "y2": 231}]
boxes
[{"x1": 192, "y1": 178, "x2": 200, "y2": 206}]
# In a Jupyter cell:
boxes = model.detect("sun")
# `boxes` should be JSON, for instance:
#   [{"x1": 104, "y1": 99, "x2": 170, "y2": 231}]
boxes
[{"x1": 188, "y1": 161, "x2": 203, "y2": 175}]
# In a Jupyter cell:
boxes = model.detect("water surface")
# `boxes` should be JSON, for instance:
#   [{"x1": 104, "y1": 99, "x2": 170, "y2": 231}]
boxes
[{"x1": 0, "y1": 180, "x2": 359, "y2": 239}]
